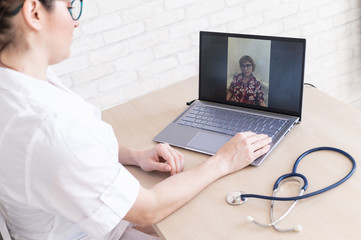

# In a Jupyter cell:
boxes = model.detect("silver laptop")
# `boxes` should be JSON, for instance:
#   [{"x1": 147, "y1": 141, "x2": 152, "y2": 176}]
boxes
[{"x1": 153, "y1": 31, "x2": 306, "y2": 166}]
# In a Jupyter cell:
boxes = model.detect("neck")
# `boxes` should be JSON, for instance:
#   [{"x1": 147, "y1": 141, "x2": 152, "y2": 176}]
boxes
[
  {"x1": 242, "y1": 74, "x2": 251, "y2": 81},
  {"x1": 0, "y1": 47, "x2": 48, "y2": 81}
]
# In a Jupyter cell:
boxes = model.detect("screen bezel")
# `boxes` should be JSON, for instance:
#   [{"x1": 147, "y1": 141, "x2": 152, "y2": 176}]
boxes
[{"x1": 198, "y1": 31, "x2": 306, "y2": 121}]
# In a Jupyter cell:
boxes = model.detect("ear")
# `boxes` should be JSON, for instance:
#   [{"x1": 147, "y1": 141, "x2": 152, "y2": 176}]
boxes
[{"x1": 21, "y1": 0, "x2": 45, "y2": 31}]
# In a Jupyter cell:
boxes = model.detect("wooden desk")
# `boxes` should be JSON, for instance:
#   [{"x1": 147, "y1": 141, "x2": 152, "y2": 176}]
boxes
[{"x1": 102, "y1": 77, "x2": 361, "y2": 240}]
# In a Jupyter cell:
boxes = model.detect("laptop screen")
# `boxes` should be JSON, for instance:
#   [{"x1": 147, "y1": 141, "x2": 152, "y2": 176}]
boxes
[{"x1": 199, "y1": 31, "x2": 306, "y2": 120}]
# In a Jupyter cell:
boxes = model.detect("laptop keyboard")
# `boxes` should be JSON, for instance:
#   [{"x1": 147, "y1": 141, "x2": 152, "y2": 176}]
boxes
[{"x1": 178, "y1": 105, "x2": 287, "y2": 138}]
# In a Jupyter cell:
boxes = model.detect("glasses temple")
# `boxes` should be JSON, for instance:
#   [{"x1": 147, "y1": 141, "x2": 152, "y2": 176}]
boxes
[{"x1": 11, "y1": 4, "x2": 23, "y2": 16}]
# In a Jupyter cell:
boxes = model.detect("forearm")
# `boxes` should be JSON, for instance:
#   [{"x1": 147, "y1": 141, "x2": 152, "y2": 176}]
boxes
[
  {"x1": 124, "y1": 132, "x2": 272, "y2": 226},
  {"x1": 226, "y1": 92, "x2": 232, "y2": 100},
  {"x1": 125, "y1": 155, "x2": 225, "y2": 226},
  {"x1": 151, "y1": 156, "x2": 225, "y2": 219}
]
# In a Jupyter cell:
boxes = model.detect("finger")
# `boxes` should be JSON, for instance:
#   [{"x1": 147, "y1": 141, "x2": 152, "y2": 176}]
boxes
[
  {"x1": 158, "y1": 143, "x2": 176, "y2": 174},
  {"x1": 178, "y1": 151, "x2": 185, "y2": 172},
  {"x1": 247, "y1": 133, "x2": 270, "y2": 142},
  {"x1": 251, "y1": 135, "x2": 272, "y2": 151},
  {"x1": 174, "y1": 149, "x2": 184, "y2": 173},
  {"x1": 238, "y1": 133, "x2": 270, "y2": 146},
  {"x1": 235, "y1": 131, "x2": 257, "y2": 138},
  {"x1": 173, "y1": 149, "x2": 184, "y2": 174},
  {"x1": 168, "y1": 147, "x2": 184, "y2": 175},
  {"x1": 253, "y1": 144, "x2": 271, "y2": 159},
  {"x1": 160, "y1": 143, "x2": 182, "y2": 175},
  {"x1": 165, "y1": 148, "x2": 178, "y2": 175},
  {"x1": 152, "y1": 162, "x2": 172, "y2": 173},
  {"x1": 167, "y1": 148, "x2": 179, "y2": 175},
  {"x1": 173, "y1": 149, "x2": 183, "y2": 174},
  {"x1": 163, "y1": 145, "x2": 185, "y2": 174}
]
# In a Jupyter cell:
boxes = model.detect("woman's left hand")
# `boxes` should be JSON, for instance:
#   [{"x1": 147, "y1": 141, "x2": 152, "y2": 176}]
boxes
[{"x1": 138, "y1": 143, "x2": 184, "y2": 175}]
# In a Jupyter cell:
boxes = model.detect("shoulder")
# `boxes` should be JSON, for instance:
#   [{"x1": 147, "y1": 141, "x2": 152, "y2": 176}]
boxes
[
  {"x1": 233, "y1": 73, "x2": 242, "y2": 79},
  {"x1": 250, "y1": 75, "x2": 261, "y2": 84},
  {"x1": 232, "y1": 73, "x2": 243, "y2": 83},
  {"x1": 33, "y1": 112, "x2": 118, "y2": 164}
]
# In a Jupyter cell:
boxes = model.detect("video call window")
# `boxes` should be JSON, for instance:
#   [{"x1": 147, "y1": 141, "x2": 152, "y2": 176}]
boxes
[{"x1": 226, "y1": 38, "x2": 271, "y2": 107}]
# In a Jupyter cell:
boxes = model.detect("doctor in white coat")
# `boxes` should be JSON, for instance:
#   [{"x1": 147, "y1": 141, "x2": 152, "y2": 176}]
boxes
[{"x1": 0, "y1": 0, "x2": 272, "y2": 239}]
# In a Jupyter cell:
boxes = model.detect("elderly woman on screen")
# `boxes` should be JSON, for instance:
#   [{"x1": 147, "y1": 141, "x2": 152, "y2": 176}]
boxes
[{"x1": 227, "y1": 55, "x2": 266, "y2": 107}]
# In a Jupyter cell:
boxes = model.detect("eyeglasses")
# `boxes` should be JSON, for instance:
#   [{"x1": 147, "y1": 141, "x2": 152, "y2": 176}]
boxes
[
  {"x1": 240, "y1": 64, "x2": 252, "y2": 69},
  {"x1": 69, "y1": 0, "x2": 83, "y2": 21},
  {"x1": 12, "y1": 0, "x2": 83, "y2": 21}
]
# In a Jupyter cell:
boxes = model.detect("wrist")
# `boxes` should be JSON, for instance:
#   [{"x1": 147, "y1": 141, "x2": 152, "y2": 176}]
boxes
[
  {"x1": 118, "y1": 145, "x2": 141, "y2": 166},
  {"x1": 205, "y1": 155, "x2": 229, "y2": 179}
]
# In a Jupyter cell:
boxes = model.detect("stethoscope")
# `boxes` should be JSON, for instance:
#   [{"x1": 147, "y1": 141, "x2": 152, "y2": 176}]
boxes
[{"x1": 226, "y1": 147, "x2": 356, "y2": 232}]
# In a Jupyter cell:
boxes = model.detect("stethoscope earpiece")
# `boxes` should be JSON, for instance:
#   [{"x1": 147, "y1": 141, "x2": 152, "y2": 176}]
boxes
[{"x1": 294, "y1": 224, "x2": 302, "y2": 232}]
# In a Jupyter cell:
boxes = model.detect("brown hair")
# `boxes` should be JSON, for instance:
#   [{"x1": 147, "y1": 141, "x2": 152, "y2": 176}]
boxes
[
  {"x1": 0, "y1": 0, "x2": 54, "y2": 51},
  {"x1": 239, "y1": 55, "x2": 256, "y2": 71}
]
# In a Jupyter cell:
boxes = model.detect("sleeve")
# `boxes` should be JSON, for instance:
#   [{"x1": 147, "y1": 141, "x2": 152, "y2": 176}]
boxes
[
  {"x1": 229, "y1": 75, "x2": 237, "y2": 92},
  {"x1": 25, "y1": 113, "x2": 140, "y2": 238}
]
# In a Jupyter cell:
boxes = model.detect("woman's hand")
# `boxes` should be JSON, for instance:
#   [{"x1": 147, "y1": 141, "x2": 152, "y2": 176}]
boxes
[
  {"x1": 212, "y1": 131, "x2": 272, "y2": 174},
  {"x1": 137, "y1": 143, "x2": 184, "y2": 175}
]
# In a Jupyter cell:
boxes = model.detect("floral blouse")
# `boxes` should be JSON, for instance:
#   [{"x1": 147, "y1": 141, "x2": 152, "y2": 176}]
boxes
[{"x1": 228, "y1": 73, "x2": 265, "y2": 105}]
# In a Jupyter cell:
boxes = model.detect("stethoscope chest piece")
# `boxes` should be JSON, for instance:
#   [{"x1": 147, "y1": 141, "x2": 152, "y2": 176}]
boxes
[{"x1": 226, "y1": 191, "x2": 247, "y2": 205}]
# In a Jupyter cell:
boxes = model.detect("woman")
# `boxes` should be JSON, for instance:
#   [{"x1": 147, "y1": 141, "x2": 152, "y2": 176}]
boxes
[
  {"x1": 0, "y1": 1, "x2": 272, "y2": 239},
  {"x1": 226, "y1": 55, "x2": 266, "y2": 107}
]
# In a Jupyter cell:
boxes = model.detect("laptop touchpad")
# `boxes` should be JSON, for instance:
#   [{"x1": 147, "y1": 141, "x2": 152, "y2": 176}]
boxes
[{"x1": 186, "y1": 132, "x2": 231, "y2": 154}]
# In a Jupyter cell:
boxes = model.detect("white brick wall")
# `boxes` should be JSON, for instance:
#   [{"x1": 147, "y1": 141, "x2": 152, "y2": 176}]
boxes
[{"x1": 51, "y1": 0, "x2": 361, "y2": 110}]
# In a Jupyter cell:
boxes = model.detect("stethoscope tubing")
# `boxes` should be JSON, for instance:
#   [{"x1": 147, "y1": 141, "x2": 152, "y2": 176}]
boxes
[{"x1": 240, "y1": 147, "x2": 356, "y2": 202}]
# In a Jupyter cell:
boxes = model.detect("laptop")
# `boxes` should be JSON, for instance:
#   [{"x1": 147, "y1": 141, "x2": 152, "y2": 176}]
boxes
[{"x1": 153, "y1": 31, "x2": 306, "y2": 166}]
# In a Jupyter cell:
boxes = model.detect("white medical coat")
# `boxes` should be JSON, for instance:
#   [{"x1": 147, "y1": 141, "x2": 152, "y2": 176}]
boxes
[{"x1": 0, "y1": 67, "x2": 140, "y2": 240}]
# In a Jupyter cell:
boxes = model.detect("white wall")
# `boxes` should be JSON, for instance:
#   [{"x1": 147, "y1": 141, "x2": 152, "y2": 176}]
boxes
[{"x1": 52, "y1": 0, "x2": 361, "y2": 110}]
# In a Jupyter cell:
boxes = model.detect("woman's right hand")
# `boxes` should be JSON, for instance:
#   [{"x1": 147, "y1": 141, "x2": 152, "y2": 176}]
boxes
[{"x1": 212, "y1": 132, "x2": 272, "y2": 174}]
